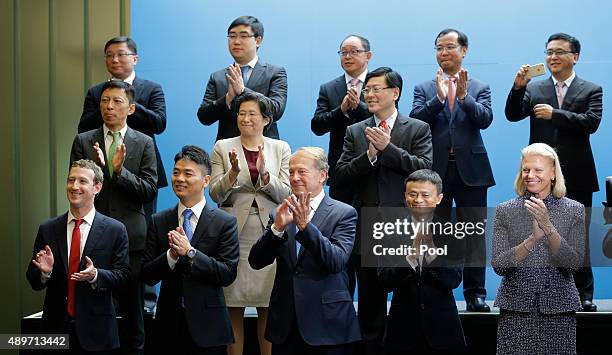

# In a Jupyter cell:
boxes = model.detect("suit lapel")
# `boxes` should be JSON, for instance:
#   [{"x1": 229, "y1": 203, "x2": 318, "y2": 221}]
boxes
[
  {"x1": 286, "y1": 223, "x2": 298, "y2": 266},
  {"x1": 562, "y1": 76, "x2": 585, "y2": 109},
  {"x1": 165, "y1": 205, "x2": 180, "y2": 232},
  {"x1": 191, "y1": 203, "x2": 213, "y2": 246},
  {"x1": 296, "y1": 195, "x2": 332, "y2": 263},
  {"x1": 56, "y1": 213, "x2": 69, "y2": 274},
  {"x1": 122, "y1": 127, "x2": 138, "y2": 161},
  {"x1": 333, "y1": 75, "x2": 348, "y2": 102},
  {"x1": 80, "y1": 212, "x2": 105, "y2": 268},
  {"x1": 390, "y1": 115, "x2": 407, "y2": 145},
  {"x1": 540, "y1": 77, "x2": 560, "y2": 108},
  {"x1": 247, "y1": 61, "x2": 265, "y2": 87},
  {"x1": 233, "y1": 138, "x2": 255, "y2": 189}
]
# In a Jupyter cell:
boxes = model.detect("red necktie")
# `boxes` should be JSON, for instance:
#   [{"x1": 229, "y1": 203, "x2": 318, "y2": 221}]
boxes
[
  {"x1": 448, "y1": 76, "x2": 457, "y2": 112},
  {"x1": 67, "y1": 219, "x2": 82, "y2": 317},
  {"x1": 379, "y1": 120, "x2": 388, "y2": 131}
]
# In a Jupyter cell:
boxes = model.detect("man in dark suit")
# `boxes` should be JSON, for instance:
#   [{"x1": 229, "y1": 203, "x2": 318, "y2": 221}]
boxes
[
  {"x1": 78, "y1": 36, "x2": 167, "y2": 219},
  {"x1": 70, "y1": 79, "x2": 157, "y2": 354},
  {"x1": 311, "y1": 34, "x2": 372, "y2": 205},
  {"x1": 197, "y1": 15, "x2": 287, "y2": 141},
  {"x1": 142, "y1": 145, "x2": 239, "y2": 355},
  {"x1": 77, "y1": 36, "x2": 167, "y2": 316},
  {"x1": 378, "y1": 169, "x2": 466, "y2": 355},
  {"x1": 27, "y1": 159, "x2": 130, "y2": 354},
  {"x1": 249, "y1": 147, "x2": 361, "y2": 355},
  {"x1": 505, "y1": 32, "x2": 603, "y2": 312},
  {"x1": 410, "y1": 28, "x2": 494, "y2": 312},
  {"x1": 335, "y1": 67, "x2": 433, "y2": 355}
]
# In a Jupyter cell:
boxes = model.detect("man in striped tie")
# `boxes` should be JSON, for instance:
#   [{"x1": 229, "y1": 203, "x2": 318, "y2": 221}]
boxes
[{"x1": 26, "y1": 159, "x2": 130, "y2": 353}]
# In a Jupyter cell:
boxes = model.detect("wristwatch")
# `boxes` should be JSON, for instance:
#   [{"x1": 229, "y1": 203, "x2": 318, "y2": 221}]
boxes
[{"x1": 187, "y1": 247, "x2": 196, "y2": 259}]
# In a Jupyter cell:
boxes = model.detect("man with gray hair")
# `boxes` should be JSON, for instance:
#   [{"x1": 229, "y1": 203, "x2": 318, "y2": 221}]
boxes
[
  {"x1": 27, "y1": 159, "x2": 130, "y2": 353},
  {"x1": 249, "y1": 147, "x2": 361, "y2": 355}
]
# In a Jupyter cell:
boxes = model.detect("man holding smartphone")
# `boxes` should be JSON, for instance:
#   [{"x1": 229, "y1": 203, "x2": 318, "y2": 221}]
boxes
[{"x1": 505, "y1": 32, "x2": 603, "y2": 312}]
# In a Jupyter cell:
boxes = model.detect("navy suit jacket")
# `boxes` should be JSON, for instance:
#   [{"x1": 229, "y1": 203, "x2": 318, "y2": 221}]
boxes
[
  {"x1": 197, "y1": 60, "x2": 288, "y2": 141},
  {"x1": 70, "y1": 127, "x2": 158, "y2": 251},
  {"x1": 248, "y1": 195, "x2": 361, "y2": 346},
  {"x1": 410, "y1": 77, "x2": 495, "y2": 187},
  {"x1": 141, "y1": 203, "x2": 239, "y2": 348},
  {"x1": 26, "y1": 212, "x2": 130, "y2": 352},
  {"x1": 311, "y1": 74, "x2": 371, "y2": 187},
  {"x1": 78, "y1": 77, "x2": 168, "y2": 188},
  {"x1": 505, "y1": 76, "x2": 603, "y2": 192}
]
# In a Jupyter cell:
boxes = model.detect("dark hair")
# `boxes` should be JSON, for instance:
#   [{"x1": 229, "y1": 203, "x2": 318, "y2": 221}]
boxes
[
  {"x1": 435, "y1": 28, "x2": 468, "y2": 48},
  {"x1": 104, "y1": 36, "x2": 137, "y2": 54},
  {"x1": 405, "y1": 169, "x2": 443, "y2": 194},
  {"x1": 340, "y1": 34, "x2": 371, "y2": 52},
  {"x1": 234, "y1": 91, "x2": 274, "y2": 126},
  {"x1": 71, "y1": 159, "x2": 104, "y2": 185},
  {"x1": 547, "y1": 33, "x2": 581, "y2": 54},
  {"x1": 101, "y1": 79, "x2": 135, "y2": 104},
  {"x1": 364, "y1": 67, "x2": 403, "y2": 107},
  {"x1": 174, "y1": 145, "x2": 212, "y2": 175},
  {"x1": 228, "y1": 16, "x2": 264, "y2": 38}
]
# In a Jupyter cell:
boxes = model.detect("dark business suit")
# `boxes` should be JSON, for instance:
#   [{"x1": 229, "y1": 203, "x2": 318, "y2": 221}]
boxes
[
  {"x1": 311, "y1": 74, "x2": 371, "y2": 204},
  {"x1": 505, "y1": 75, "x2": 602, "y2": 301},
  {"x1": 335, "y1": 114, "x2": 433, "y2": 355},
  {"x1": 411, "y1": 77, "x2": 494, "y2": 301},
  {"x1": 248, "y1": 195, "x2": 361, "y2": 355},
  {"x1": 378, "y1": 216, "x2": 466, "y2": 354},
  {"x1": 197, "y1": 60, "x2": 288, "y2": 141},
  {"x1": 26, "y1": 212, "x2": 130, "y2": 352},
  {"x1": 70, "y1": 126, "x2": 157, "y2": 353},
  {"x1": 142, "y1": 203, "x2": 239, "y2": 354}
]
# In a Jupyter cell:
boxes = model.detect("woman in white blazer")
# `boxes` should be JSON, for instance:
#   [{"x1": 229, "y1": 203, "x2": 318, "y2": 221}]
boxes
[{"x1": 210, "y1": 91, "x2": 291, "y2": 355}]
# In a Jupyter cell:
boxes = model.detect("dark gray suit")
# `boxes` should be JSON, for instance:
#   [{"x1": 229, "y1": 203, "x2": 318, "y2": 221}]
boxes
[
  {"x1": 505, "y1": 75, "x2": 602, "y2": 302},
  {"x1": 197, "y1": 60, "x2": 288, "y2": 141},
  {"x1": 70, "y1": 126, "x2": 157, "y2": 352},
  {"x1": 311, "y1": 74, "x2": 371, "y2": 204},
  {"x1": 335, "y1": 114, "x2": 432, "y2": 354}
]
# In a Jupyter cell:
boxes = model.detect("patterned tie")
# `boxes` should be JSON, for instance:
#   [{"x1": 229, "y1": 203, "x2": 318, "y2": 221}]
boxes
[
  {"x1": 379, "y1": 120, "x2": 388, "y2": 131},
  {"x1": 67, "y1": 218, "x2": 83, "y2": 317},
  {"x1": 107, "y1": 131, "x2": 121, "y2": 177},
  {"x1": 349, "y1": 78, "x2": 360, "y2": 88},
  {"x1": 556, "y1": 81, "x2": 566, "y2": 108},
  {"x1": 182, "y1": 209, "x2": 194, "y2": 242},
  {"x1": 240, "y1": 65, "x2": 250, "y2": 85},
  {"x1": 447, "y1": 76, "x2": 457, "y2": 112}
]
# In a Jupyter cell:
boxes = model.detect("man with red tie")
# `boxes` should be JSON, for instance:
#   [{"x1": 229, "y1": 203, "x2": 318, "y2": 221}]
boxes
[
  {"x1": 26, "y1": 159, "x2": 130, "y2": 353},
  {"x1": 335, "y1": 67, "x2": 433, "y2": 355}
]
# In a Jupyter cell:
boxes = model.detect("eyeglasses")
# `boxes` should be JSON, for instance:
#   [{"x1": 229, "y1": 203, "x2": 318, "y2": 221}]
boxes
[
  {"x1": 104, "y1": 52, "x2": 135, "y2": 60},
  {"x1": 362, "y1": 87, "x2": 392, "y2": 95},
  {"x1": 434, "y1": 45, "x2": 460, "y2": 53},
  {"x1": 337, "y1": 49, "x2": 368, "y2": 57},
  {"x1": 227, "y1": 33, "x2": 256, "y2": 41},
  {"x1": 545, "y1": 49, "x2": 574, "y2": 56}
]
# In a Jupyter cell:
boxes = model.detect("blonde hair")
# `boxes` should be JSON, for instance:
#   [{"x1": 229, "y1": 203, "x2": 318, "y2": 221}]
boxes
[
  {"x1": 514, "y1": 143, "x2": 566, "y2": 198},
  {"x1": 292, "y1": 147, "x2": 329, "y2": 172}
]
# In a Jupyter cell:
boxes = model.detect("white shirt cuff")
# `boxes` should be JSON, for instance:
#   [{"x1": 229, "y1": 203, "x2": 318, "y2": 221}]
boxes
[
  {"x1": 167, "y1": 249, "x2": 178, "y2": 270},
  {"x1": 270, "y1": 224, "x2": 284, "y2": 237}
]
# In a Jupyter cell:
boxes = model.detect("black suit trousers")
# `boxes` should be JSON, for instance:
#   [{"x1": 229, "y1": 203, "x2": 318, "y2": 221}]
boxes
[{"x1": 439, "y1": 161, "x2": 488, "y2": 300}]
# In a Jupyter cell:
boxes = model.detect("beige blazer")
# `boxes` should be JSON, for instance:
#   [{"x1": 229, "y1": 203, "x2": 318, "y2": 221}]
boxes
[{"x1": 210, "y1": 136, "x2": 291, "y2": 234}]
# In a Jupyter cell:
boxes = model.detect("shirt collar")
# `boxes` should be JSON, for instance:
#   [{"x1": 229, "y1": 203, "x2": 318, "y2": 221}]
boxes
[
  {"x1": 237, "y1": 56, "x2": 258, "y2": 70},
  {"x1": 552, "y1": 71, "x2": 576, "y2": 87},
  {"x1": 103, "y1": 124, "x2": 128, "y2": 140},
  {"x1": 374, "y1": 109, "x2": 398, "y2": 130},
  {"x1": 112, "y1": 70, "x2": 136, "y2": 85},
  {"x1": 310, "y1": 190, "x2": 326, "y2": 213},
  {"x1": 68, "y1": 207, "x2": 96, "y2": 226},
  {"x1": 178, "y1": 198, "x2": 207, "y2": 221},
  {"x1": 345, "y1": 69, "x2": 368, "y2": 85}
]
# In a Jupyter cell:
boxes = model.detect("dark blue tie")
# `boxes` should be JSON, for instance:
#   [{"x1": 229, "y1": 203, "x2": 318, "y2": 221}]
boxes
[
  {"x1": 182, "y1": 209, "x2": 194, "y2": 242},
  {"x1": 240, "y1": 65, "x2": 249, "y2": 84},
  {"x1": 295, "y1": 225, "x2": 302, "y2": 256}
]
